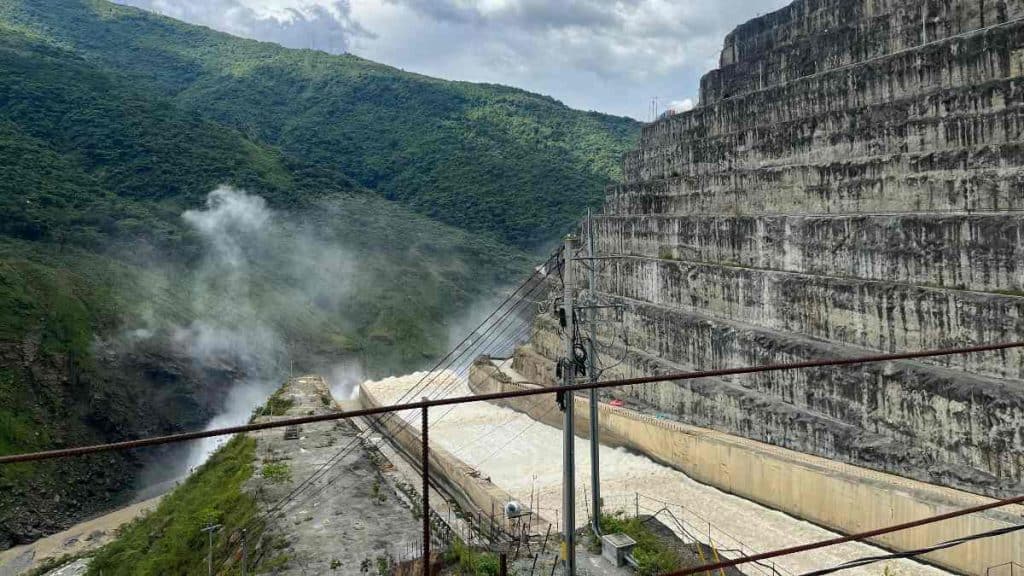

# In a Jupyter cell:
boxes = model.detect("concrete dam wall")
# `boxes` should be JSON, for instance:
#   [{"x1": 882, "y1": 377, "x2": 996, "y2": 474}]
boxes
[{"x1": 513, "y1": 0, "x2": 1024, "y2": 508}]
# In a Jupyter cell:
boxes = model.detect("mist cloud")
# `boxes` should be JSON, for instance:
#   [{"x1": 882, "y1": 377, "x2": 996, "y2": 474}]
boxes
[
  {"x1": 176, "y1": 187, "x2": 285, "y2": 472},
  {"x1": 128, "y1": 186, "x2": 361, "y2": 477}
]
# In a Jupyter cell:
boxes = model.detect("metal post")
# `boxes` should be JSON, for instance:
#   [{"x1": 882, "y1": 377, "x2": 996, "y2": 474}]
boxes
[
  {"x1": 208, "y1": 529, "x2": 213, "y2": 576},
  {"x1": 532, "y1": 525, "x2": 549, "y2": 576},
  {"x1": 561, "y1": 235, "x2": 577, "y2": 576},
  {"x1": 499, "y1": 552, "x2": 509, "y2": 576},
  {"x1": 586, "y1": 208, "x2": 601, "y2": 538},
  {"x1": 422, "y1": 398, "x2": 431, "y2": 576},
  {"x1": 240, "y1": 529, "x2": 247, "y2": 576},
  {"x1": 201, "y1": 523, "x2": 221, "y2": 576}
]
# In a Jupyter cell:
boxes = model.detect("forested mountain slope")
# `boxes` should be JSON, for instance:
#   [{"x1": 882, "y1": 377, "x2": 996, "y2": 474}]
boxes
[
  {"x1": 2, "y1": 0, "x2": 640, "y2": 248},
  {"x1": 0, "y1": 0, "x2": 638, "y2": 548}
]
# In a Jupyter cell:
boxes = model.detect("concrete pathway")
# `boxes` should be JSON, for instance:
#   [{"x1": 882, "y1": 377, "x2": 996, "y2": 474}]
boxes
[{"x1": 247, "y1": 376, "x2": 423, "y2": 575}]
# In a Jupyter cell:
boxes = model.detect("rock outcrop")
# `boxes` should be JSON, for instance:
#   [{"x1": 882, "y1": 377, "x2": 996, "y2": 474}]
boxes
[{"x1": 515, "y1": 0, "x2": 1024, "y2": 498}]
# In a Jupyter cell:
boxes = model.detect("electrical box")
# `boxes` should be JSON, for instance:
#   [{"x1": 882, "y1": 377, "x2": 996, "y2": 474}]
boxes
[{"x1": 601, "y1": 533, "x2": 637, "y2": 567}]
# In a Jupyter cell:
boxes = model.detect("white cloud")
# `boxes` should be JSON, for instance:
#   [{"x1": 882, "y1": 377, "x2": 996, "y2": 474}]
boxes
[
  {"x1": 116, "y1": 0, "x2": 373, "y2": 53},
  {"x1": 668, "y1": 98, "x2": 695, "y2": 112},
  {"x1": 114, "y1": 0, "x2": 790, "y2": 118}
]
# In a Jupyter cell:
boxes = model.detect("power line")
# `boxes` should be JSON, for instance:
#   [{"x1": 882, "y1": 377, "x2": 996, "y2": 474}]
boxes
[
  {"x1": 5, "y1": 339, "x2": 1022, "y2": 465},
  {"x1": 427, "y1": 320, "x2": 536, "y2": 427},
  {"x1": 214, "y1": 253, "x2": 558, "y2": 570},
  {"x1": 253, "y1": 300, "x2": 542, "y2": 529},
  {"x1": 236, "y1": 252, "x2": 557, "y2": 534},
  {"x1": 37, "y1": 338, "x2": 1024, "y2": 569}
]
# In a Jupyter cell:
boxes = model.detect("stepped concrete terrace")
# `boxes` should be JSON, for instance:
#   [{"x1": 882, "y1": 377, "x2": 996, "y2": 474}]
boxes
[{"x1": 509, "y1": 0, "x2": 1024, "y2": 515}]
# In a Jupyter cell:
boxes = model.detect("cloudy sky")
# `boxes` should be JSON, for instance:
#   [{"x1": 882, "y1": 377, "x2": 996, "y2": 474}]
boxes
[{"x1": 114, "y1": 0, "x2": 789, "y2": 119}]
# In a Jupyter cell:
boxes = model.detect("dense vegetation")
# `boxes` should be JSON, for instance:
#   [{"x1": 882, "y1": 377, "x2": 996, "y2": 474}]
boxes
[
  {"x1": 0, "y1": 0, "x2": 638, "y2": 551},
  {"x1": 2, "y1": 0, "x2": 640, "y2": 248},
  {"x1": 86, "y1": 435, "x2": 264, "y2": 575}
]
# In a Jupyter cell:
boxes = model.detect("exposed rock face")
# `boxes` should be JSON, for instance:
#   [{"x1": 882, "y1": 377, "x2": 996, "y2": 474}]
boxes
[
  {"x1": 0, "y1": 334, "x2": 240, "y2": 549},
  {"x1": 515, "y1": 0, "x2": 1024, "y2": 498}
]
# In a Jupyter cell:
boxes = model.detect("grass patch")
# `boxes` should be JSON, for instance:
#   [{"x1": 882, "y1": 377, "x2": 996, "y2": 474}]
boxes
[
  {"x1": 443, "y1": 539, "x2": 500, "y2": 576},
  {"x1": 592, "y1": 512, "x2": 682, "y2": 576},
  {"x1": 0, "y1": 367, "x2": 48, "y2": 484},
  {"x1": 255, "y1": 392, "x2": 295, "y2": 417},
  {"x1": 261, "y1": 462, "x2": 292, "y2": 484},
  {"x1": 86, "y1": 435, "x2": 262, "y2": 576}
]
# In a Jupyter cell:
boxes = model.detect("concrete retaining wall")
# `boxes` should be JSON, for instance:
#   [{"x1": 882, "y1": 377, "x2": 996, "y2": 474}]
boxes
[{"x1": 357, "y1": 382, "x2": 547, "y2": 535}]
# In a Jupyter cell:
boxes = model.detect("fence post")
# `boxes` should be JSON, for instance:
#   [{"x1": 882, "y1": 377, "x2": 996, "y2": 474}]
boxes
[
  {"x1": 240, "y1": 529, "x2": 247, "y2": 576},
  {"x1": 533, "y1": 526, "x2": 549, "y2": 576},
  {"x1": 421, "y1": 398, "x2": 430, "y2": 576}
]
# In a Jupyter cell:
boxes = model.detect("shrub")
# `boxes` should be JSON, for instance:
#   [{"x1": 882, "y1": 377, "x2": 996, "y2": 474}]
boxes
[{"x1": 262, "y1": 461, "x2": 292, "y2": 484}]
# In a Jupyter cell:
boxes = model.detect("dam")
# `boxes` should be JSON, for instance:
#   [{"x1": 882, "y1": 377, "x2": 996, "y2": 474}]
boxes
[
  {"x1": 511, "y1": 0, "x2": 1024, "y2": 500},
  {"x1": 403, "y1": 1, "x2": 1024, "y2": 572}
]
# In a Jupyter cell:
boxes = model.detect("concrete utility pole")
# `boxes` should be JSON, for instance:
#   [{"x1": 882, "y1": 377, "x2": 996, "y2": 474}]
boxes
[
  {"x1": 201, "y1": 523, "x2": 221, "y2": 576},
  {"x1": 586, "y1": 209, "x2": 601, "y2": 537},
  {"x1": 561, "y1": 234, "x2": 577, "y2": 576}
]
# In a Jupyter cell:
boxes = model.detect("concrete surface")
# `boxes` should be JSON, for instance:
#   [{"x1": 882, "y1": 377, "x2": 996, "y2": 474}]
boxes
[{"x1": 245, "y1": 375, "x2": 422, "y2": 574}]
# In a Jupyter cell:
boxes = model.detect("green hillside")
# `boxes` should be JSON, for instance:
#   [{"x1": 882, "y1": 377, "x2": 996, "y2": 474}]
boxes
[
  {"x1": 2, "y1": 0, "x2": 640, "y2": 248},
  {"x1": 0, "y1": 22, "x2": 525, "y2": 364},
  {"x1": 0, "y1": 0, "x2": 638, "y2": 549}
]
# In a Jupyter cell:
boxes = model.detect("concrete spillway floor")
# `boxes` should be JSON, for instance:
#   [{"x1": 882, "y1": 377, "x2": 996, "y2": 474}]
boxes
[{"x1": 364, "y1": 372, "x2": 948, "y2": 576}]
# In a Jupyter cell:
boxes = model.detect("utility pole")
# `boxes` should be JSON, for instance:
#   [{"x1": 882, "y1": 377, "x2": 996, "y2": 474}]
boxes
[
  {"x1": 586, "y1": 209, "x2": 601, "y2": 537},
  {"x1": 421, "y1": 397, "x2": 431, "y2": 576},
  {"x1": 561, "y1": 234, "x2": 577, "y2": 576},
  {"x1": 201, "y1": 523, "x2": 221, "y2": 576}
]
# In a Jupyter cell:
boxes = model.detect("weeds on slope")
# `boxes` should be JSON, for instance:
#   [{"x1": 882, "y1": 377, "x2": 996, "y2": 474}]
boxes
[{"x1": 86, "y1": 435, "x2": 262, "y2": 576}]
